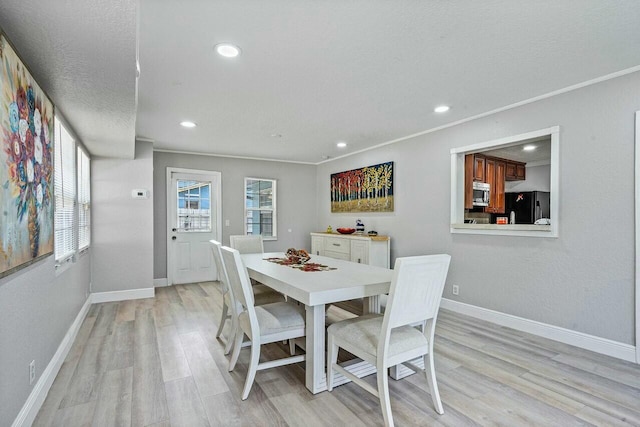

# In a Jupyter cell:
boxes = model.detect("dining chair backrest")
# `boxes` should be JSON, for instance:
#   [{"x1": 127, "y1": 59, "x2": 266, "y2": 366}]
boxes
[
  {"x1": 220, "y1": 245, "x2": 255, "y2": 312},
  {"x1": 210, "y1": 240, "x2": 229, "y2": 293},
  {"x1": 229, "y1": 235, "x2": 264, "y2": 254},
  {"x1": 382, "y1": 254, "x2": 451, "y2": 331}
]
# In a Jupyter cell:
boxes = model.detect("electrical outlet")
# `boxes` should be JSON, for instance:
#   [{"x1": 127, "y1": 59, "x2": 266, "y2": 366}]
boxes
[
  {"x1": 29, "y1": 360, "x2": 36, "y2": 385},
  {"x1": 452, "y1": 285, "x2": 459, "y2": 296}
]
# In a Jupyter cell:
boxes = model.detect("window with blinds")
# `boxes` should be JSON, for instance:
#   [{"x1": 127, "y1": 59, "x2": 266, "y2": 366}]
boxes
[
  {"x1": 54, "y1": 119, "x2": 76, "y2": 262},
  {"x1": 77, "y1": 147, "x2": 91, "y2": 250}
]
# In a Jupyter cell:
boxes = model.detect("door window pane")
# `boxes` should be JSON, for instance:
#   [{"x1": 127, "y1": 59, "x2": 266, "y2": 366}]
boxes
[{"x1": 176, "y1": 180, "x2": 211, "y2": 232}]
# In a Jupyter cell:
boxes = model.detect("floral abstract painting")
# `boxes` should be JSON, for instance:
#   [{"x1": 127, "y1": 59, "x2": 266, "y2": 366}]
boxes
[
  {"x1": 331, "y1": 162, "x2": 394, "y2": 213},
  {"x1": 0, "y1": 34, "x2": 54, "y2": 277}
]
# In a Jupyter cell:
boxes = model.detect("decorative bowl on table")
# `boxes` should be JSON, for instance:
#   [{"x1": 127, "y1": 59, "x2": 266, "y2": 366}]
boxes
[{"x1": 336, "y1": 228, "x2": 356, "y2": 234}]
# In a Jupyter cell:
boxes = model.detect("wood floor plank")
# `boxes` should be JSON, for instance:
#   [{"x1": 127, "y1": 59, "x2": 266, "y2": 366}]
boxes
[
  {"x1": 131, "y1": 342, "x2": 169, "y2": 426},
  {"x1": 164, "y1": 376, "x2": 210, "y2": 427},
  {"x1": 91, "y1": 367, "x2": 133, "y2": 427},
  {"x1": 180, "y1": 331, "x2": 230, "y2": 397},
  {"x1": 50, "y1": 400, "x2": 97, "y2": 427},
  {"x1": 115, "y1": 299, "x2": 137, "y2": 323}
]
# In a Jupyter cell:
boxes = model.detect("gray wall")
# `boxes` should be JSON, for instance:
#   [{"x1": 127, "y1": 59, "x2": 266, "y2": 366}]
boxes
[
  {"x1": 317, "y1": 71, "x2": 639, "y2": 345},
  {"x1": 506, "y1": 164, "x2": 551, "y2": 192},
  {"x1": 0, "y1": 254, "x2": 91, "y2": 424},
  {"x1": 153, "y1": 152, "x2": 317, "y2": 279},
  {"x1": 92, "y1": 141, "x2": 154, "y2": 292}
]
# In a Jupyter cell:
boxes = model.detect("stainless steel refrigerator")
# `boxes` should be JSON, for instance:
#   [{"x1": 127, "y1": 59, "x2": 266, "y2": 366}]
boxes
[{"x1": 505, "y1": 191, "x2": 550, "y2": 224}]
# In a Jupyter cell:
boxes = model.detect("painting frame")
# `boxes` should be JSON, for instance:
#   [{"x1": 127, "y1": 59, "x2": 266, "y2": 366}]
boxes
[
  {"x1": 0, "y1": 31, "x2": 55, "y2": 279},
  {"x1": 330, "y1": 161, "x2": 394, "y2": 213}
]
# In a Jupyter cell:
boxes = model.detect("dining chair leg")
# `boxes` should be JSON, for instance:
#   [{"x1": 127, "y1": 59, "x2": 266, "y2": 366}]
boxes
[
  {"x1": 424, "y1": 352, "x2": 444, "y2": 414},
  {"x1": 224, "y1": 310, "x2": 237, "y2": 355},
  {"x1": 242, "y1": 340, "x2": 261, "y2": 400},
  {"x1": 216, "y1": 300, "x2": 228, "y2": 338},
  {"x1": 228, "y1": 326, "x2": 244, "y2": 372},
  {"x1": 326, "y1": 334, "x2": 338, "y2": 391},
  {"x1": 376, "y1": 366, "x2": 394, "y2": 427}
]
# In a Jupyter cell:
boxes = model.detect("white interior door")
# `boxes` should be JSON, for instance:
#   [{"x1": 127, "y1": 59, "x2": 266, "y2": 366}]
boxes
[{"x1": 167, "y1": 168, "x2": 222, "y2": 285}]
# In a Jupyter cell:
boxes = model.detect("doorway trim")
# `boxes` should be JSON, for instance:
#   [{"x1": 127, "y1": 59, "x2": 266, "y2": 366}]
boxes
[
  {"x1": 635, "y1": 111, "x2": 640, "y2": 363},
  {"x1": 166, "y1": 167, "x2": 222, "y2": 286}
]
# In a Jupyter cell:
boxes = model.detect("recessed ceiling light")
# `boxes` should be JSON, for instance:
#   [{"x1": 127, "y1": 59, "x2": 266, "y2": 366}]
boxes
[
  {"x1": 336, "y1": 142, "x2": 347, "y2": 148},
  {"x1": 180, "y1": 121, "x2": 197, "y2": 128},
  {"x1": 270, "y1": 133, "x2": 282, "y2": 138},
  {"x1": 215, "y1": 43, "x2": 241, "y2": 58},
  {"x1": 523, "y1": 145, "x2": 536, "y2": 151},
  {"x1": 434, "y1": 105, "x2": 450, "y2": 113}
]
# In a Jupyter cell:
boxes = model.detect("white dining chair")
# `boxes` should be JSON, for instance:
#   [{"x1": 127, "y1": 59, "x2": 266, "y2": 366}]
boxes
[
  {"x1": 229, "y1": 233, "x2": 287, "y2": 299},
  {"x1": 229, "y1": 234, "x2": 264, "y2": 254},
  {"x1": 221, "y1": 246, "x2": 306, "y2": 400},
  {"x1": 210, "y1": 240, "x2": 237, "y2": 355},
  {"x1": 210, "y1": 240, "x2": 286, "y2": 357},
  {"x1": 327, "y1": 254, "x2": 451, "y2": 427}
]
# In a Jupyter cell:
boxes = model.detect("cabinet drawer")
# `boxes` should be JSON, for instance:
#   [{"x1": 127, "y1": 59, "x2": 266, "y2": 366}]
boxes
[
  {"x1": 323, "y1": 250, "x2": 350, "y2": 261},
  {"x1": 324, "y1": 237, "x2": 350, "y2": 254}
]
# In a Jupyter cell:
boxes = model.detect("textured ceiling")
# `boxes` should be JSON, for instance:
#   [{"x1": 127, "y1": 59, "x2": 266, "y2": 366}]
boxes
[
  {"x1": 1, "y1": 1, "x2": 640, "y2": 162},
  {"x1": 0, "y1": 0, "x2": 137, "y2": 159}
]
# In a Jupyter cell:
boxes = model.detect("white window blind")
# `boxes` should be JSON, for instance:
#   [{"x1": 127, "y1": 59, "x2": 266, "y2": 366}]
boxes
[
  {"x1": 54, "y1": 119, "x2": 76, "y2": 262},
  {"x1": 77, "y1": 146, "x2": 90, "y2": 250}
]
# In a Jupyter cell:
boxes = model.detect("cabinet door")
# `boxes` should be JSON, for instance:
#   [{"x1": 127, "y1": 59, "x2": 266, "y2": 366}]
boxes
[
  {"x1": 350, "y1": 240, "x2": 369, "y2": 264},
  {"x1": 483, "y1": 158, "x2": 496, "y2": 213},
  {"x1": 505, "y1": 162, "x2": 517, "y2": 180},
  {"x1": 311, "y1": 235, "x2": 324, "y2": 256},
  {"x1": 494, "y1": 160, "x2": 506, "y2": 214},
  {"x1": 465, "y1": 155, "x2": 474, "y2": 209},
  {"x1": 473, "y1": 156, "x2": 485, "y2": 181},
  {"x1": 516, "y1": 164, "x2": 526, "y2": 180}
]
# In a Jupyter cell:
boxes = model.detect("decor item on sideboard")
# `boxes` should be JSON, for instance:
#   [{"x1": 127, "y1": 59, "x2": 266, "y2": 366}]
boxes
[
  {"x1": 330, "y1": 161, "x2": 394, "y2": 213},
  {"x1": 0, "y1": 33, "x2": 55, "y2": 278},
  {"x1": 355, "y1": 219, "x2": 365, "y2": 234}
]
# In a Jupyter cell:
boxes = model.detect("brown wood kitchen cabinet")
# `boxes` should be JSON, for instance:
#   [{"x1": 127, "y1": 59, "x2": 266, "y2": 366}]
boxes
[
  {"x1": 465, "y1": 154, "x2": 512, "y2": 212},
  {"x1": 464, "y1": 154, "x2": 489, "y2": 209},
  {"x1": 505, "y1": 160, "x2": 526, "y2": 181},
  {"x1": 487, "y1": 159, "x2": 506, "y2": 214}
]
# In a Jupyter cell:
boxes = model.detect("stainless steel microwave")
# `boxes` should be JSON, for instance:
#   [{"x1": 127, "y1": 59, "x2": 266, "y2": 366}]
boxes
[{"x1": 472, "y1": 182, "x2": 490, "y2": 207}]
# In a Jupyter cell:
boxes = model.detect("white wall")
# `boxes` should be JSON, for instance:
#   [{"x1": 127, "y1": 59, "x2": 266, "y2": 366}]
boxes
[
  {"x1": 316, "y1": 71, "x2": 639, "y2": 345},
  {"x1": 92, "y1": 141, "x2": 154, "y2": 292},
  {"x1": 0, "y1": 254, "x2": 91, "y2": 423},
  {"x1": 153, "y1": 152, "x2": 317, "y2": 279}
]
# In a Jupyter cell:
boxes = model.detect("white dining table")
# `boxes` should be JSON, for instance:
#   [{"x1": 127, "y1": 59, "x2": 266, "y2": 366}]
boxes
[{"x1": 241, "y1": 252, "x2": 394, "y2": 394}]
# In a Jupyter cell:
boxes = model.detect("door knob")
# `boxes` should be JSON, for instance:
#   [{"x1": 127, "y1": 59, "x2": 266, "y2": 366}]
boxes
[{"x1": 172, "y1": 236, "x2": 177, "y2": 240}]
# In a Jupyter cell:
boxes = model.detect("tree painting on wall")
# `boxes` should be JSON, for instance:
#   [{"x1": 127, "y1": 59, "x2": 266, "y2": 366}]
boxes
[
  {"x1": 331, "y1": 162, "x2": 394, "y2": 213},
  {"x1": 0, "y1": 33, "x2": 54, "y2": 277}
]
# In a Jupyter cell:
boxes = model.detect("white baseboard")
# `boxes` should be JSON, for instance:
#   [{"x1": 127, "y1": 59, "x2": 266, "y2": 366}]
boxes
[
  {"x1": 91, "y1": 287, "x2": 155, "y2": 303},
  {"x1": 12, "y1": 297, "x2": 92, "y2": 427},
  {"x1": 153, "y1": 278, "x2": 169, "y2": 287},
  {"x1": 440, "y1": 298, "x2": 637, "y2": 363}
]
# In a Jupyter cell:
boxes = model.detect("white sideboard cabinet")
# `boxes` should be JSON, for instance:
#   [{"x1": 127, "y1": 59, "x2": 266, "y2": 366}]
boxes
[{"x1": 310, "y1": 232, "x2": 390, "y2": 268}]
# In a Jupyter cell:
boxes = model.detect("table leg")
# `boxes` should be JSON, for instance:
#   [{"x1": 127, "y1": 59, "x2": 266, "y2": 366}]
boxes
[
  {"x1": 305, "y1": 304, "x2": 327, "y2": 393},
  {"x1": 362, "y1": 295, "x2": 380, "y2": 315}
]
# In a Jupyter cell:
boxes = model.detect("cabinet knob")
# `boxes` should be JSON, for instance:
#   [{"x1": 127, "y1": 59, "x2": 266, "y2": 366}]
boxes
[{"x1": 358, "y1": 258, "x2": 361, "y2": 263}]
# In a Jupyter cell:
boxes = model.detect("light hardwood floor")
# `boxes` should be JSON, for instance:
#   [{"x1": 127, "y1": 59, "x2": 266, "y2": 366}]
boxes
[{"x1": 33, "y1": 282, "x2": 640, "y2": 426}]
